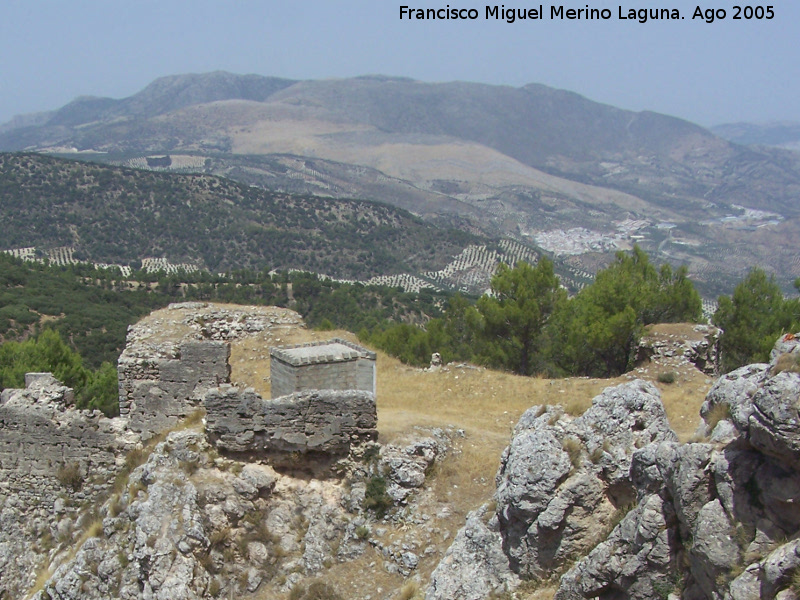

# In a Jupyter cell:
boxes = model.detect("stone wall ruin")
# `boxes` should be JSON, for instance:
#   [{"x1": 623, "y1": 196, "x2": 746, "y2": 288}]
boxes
[
  {"x1": 118, "y1": 340, "x2": 230, "y2": 438},
  {"x1": 115, "y1": 334, "x2": 378, "y2": 456},
  {"x1": 0, "y1": 374, "x2": 136, "y2": 505},
  {"x1": 204, "y1": 385, "x2": 377, "y2": 455}
]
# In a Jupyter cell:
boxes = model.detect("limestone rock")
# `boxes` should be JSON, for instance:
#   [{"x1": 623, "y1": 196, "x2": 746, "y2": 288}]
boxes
[
  {"x1": 700, "y1": 363, "x2": 768, "y2": 436},
  {"x1": 425, "y1": 504, "x2": 519, "y2": 600},
  {"x1": 690, "y1": 499, "x2": 740, "y2": 598},
  {"x1": 555, "y1": 494, "x2": 680, "y2": 600},
  {"x1": 380, "y1": 438, "x2": 440, "y2": 503},
  {"x1": 758, "y1": 538, "x2": 800, "y2": 598},
  {"x1": 495, "y1": 380, "x2": 676, "y2": 578},
  {"x1": 574, "y1": 379, "x2": 677, "y2": 492},
  {"x1": 238, "y1": 464, "x2": 277, "y2": 499},
  {"x1": 748, "y1": 371, "x2": 800, "y2": 469}
]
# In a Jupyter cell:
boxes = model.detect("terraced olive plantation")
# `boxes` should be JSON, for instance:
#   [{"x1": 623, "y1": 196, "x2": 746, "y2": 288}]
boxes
[{"x1": 0, "y1": 153, "x2": 481, "y2": 282}]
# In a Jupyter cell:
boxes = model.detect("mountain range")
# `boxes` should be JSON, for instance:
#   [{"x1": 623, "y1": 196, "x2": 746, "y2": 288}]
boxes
[
  {"x1": 711, "y1": 121, "x2": 800, "y2": 152},
  {"x1": 2, "y1": 71, "x2": 800, "y2": 295}
]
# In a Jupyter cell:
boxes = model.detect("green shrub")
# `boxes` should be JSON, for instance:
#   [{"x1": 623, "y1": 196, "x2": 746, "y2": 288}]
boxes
[
  {"x1": 315, "y1": 318, "x2": 335, "y2": 331},
  {"x1": 657, "y1": 371, "x2": 677, "y2": 384},
  {"x1": 363, "y1": 475, "x2": 393, "y2": 517}
]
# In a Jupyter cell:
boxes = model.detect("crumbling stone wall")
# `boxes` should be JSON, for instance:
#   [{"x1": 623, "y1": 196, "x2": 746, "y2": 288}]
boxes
[
  {"x1": 0, "y1": 376, "x2": 138, "y2": 598},
  {"x1": 0, "y1": 376, "x2": 136, "y2": 506},
  {"x1": 270, "y1": 338, "x2": 376, "y2": 399},
  {"x1": 204, "y1": 384, "x2": 377, "y2": 455},
  {"x1": 118, "y1": 340, "x2": 230, "y2": 438}
]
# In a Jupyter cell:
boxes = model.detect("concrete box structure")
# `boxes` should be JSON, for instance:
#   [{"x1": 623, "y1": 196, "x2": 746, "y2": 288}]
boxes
[{"x1": 269, "y1": 338, "x2": 376, "y2": 399}]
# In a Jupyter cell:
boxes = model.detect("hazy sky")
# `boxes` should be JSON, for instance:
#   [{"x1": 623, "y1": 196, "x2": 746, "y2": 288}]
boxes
[{"x1": 1, "y1": 0, "x2": 797, "y2": 127}]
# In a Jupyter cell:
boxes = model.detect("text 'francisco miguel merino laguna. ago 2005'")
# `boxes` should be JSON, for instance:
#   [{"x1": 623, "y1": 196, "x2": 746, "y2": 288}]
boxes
[{"x1": 399, "y1": 5, "x2": 775, "y2": 24}]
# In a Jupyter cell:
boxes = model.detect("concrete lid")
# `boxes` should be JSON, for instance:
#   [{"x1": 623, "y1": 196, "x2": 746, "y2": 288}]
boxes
[{"x1": 270, "y1": 338, "x2": 376, "y2": 366}]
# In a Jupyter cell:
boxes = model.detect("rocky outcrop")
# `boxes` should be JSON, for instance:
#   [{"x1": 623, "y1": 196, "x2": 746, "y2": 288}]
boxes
[
  {"x1": 378, "y1": 437, "x2": 443, "y2": 503},
  {"x1": 553, "y1": 333, "x2": 800, "y2": 600},
  {"x1": 28, "y1": 427, "x2": 363, "y2": 600},
  {"x1": 494, "y1": 380, "x2": 676, "y2": 579},
  {"x1": 22, "y1": 423, "x2": 458, "y2": 600},
  {"x1": 419, "y1": 334, "x2": 800, "y2": 600},
  {"x1": 425, "y1": 504, "x2": 519, "y2": 600},
  {"x1": 554, "y1": 493, "x2": 680, "y2": 600},
  {"x1": 204, "y1": 384, "x2": 377, "y2": 455}
]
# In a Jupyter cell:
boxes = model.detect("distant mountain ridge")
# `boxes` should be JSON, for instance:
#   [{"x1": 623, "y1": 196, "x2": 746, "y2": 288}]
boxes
[
  {"x1": 48, "y1": 72, "x2": 297, "y2": 127},
  {"x1": 712, "y1": 121, "x2": 800, "y2": 151},
  {"x1": 3, "y1": 72, "x2": 800, "y2": 294}
]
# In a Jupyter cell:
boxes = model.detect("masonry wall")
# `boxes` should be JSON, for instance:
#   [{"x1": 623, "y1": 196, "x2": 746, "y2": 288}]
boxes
[
  {"x1": 0, "y1": 382, "x2": 135, "y2": 508},
  {"x1": 0, "y1": 381, "x2": 139, "y2": 599},
  {"x1": 357, "y1": 357, "x2": 376, "y2": 394},
  {"x1": 204, "y1": 384, "x2": 377, "y2": 455},
  {"x1": 118, "y1": 341, "x2": 230, "y2": 438},
  {"x1": 269, "y1": 338, "x2": 376, "y2": 400}
]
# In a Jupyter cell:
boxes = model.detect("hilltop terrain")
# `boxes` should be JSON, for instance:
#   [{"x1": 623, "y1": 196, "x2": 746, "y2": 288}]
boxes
[
  {"x1": 0, "y1": 302, "x2": 717, "y2": 599},
  {"x1": 2, "y1": 153, "x2": 607, "y2": 295},
  {"x1": 0, "y1": 153, "x2": 480, "y2": 282},
  {"x1": 7, "y1": 302, "x2": 800, "y2": 599},
  {"x1": 3, "y1": 72, "x2": 800, "y2": 294}
]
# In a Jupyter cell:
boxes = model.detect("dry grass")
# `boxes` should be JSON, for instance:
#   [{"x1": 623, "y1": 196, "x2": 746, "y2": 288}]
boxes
[
  {"x1": 27, "y1": 516, "x2": 105, "y2": 597},
  {"x1": 562, "y1": 438, "x2": 583, "y2": 470},
  {"x1": 225, "y1": 322, "x2": 708, "y2": 507},
  {"x1": 705, "y1": 402, "x2": 732, "y2": 431},
  {"x1": 772, "y1": 352, "x2": 800, "y2": 375},
  {"x1": 633, "y1": 324, "x2": 715, "y2": 441},
  {"x1": 77, "y1": 519, "x2": 104, "y2": 545},
  {"x1": 657, "y1": 378, "x2": 710, "y2": 442},
  {"x1": 25, "y1": 564, "x2": 52, "y2": 600},
  {"x1": 399, "y1": 581, "x2": 420, "y2": 600}
]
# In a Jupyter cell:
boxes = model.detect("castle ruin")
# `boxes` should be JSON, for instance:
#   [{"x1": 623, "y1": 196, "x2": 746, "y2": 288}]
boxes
[
  {"x1": 0, "y1": 306, "x2": 378, "y2": 597},
  {"x1": 118, "y1": 340, "x2": 231, "y2": 438},
  {"x1": 0, "y1": 300, "x2": 381, "y2": 503},
  {"x1": 204, "y1": 339, "x2": 378, "y2": 455}
]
